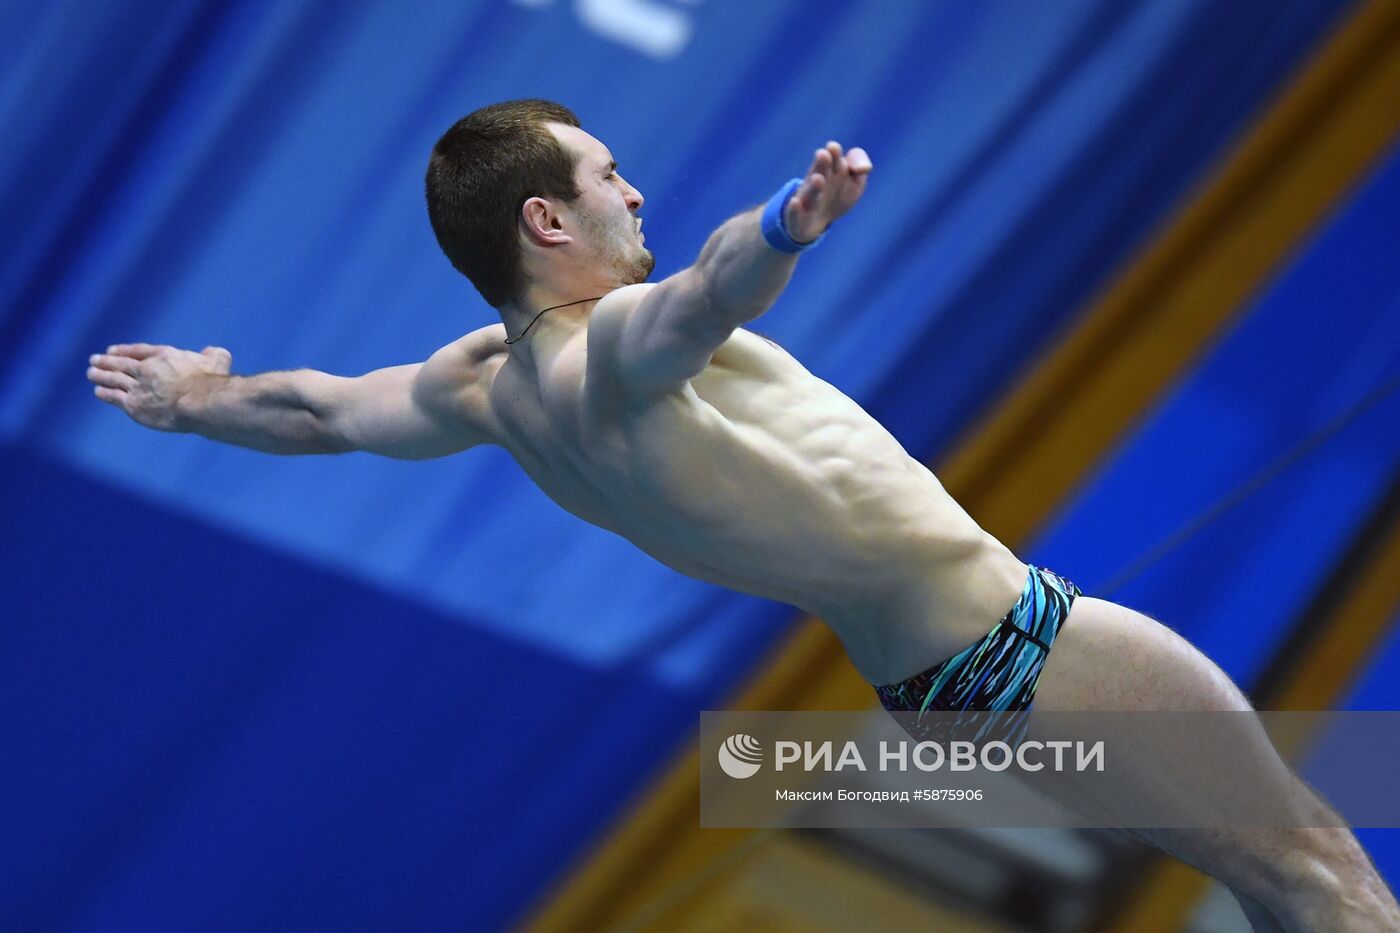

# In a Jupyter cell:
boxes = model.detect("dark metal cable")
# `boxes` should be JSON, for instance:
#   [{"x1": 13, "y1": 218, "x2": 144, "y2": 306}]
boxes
[{"x1": 1095, "y1": 366, "x2": 1400, "y2": 599}]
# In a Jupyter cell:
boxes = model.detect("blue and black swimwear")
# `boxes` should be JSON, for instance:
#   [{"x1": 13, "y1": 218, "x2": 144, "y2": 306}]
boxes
[{"x1": 874, "y1": 565, "x2": 1081, "y2": 744}]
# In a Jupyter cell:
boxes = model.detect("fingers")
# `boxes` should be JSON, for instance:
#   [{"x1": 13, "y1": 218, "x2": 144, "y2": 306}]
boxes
[
  {"x1": 87, "y1": 351, "x2": 140, "y2": 393},
  {"x1": 809, "y1": 143, "x2": 844, "y2": 176},
  {"x1": 824, "y1": 140, "x2": 845, "y2": 175},
  {"x1": 106, "y1": 342, "x2": 165, "y2": 360},
  {"x1": 93, "y1": 385, "x2": 127, "y2": 407},
  {"x1": 88, "y1": 346, "x2": 150, "y2": 411},
  {"x1": 89, "y1": 352, "x2": 140, "y2": 376},
  {"x1": 789, "y1": 140, "x2": 871, "y2": 237},
  {"x1": 798, "y1": 145, "x2": 837, "y2": 205},
  {"x1": 820, "y1": 141, "x2": 874, "y2": 176},
  {"x1": 87, "y1": 364, "x2": 136, "y2": 391},
  {"x1": 804, "y1": 141, "x2": 869, "y2": 184}
]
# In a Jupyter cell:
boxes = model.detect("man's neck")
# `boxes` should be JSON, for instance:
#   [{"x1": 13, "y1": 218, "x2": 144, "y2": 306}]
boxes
[{"x1": 502, "y1": 281, "x2": 621, "y2": 344}]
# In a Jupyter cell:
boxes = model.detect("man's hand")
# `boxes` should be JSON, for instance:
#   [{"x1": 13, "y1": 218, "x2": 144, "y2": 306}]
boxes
[
  {"x1": 585, "y1": 141, "x2": 872, "y2": 399},
  {"x1": 88, "y1": 343, "x2": 233, "y2": 432},
  {"x1": 784, "y1": 141, "x2": 873, "y2": 243}
]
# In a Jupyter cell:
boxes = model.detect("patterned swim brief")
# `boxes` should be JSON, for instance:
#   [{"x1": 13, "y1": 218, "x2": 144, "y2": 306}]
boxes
[{"x1": 874, "y1": 565, "x2": 1081, "y2": 744}]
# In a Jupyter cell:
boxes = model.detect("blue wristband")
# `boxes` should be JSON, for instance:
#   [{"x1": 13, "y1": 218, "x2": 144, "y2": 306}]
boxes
[{"x1": 761, "y1": 177, "x2": 825, "y2": 253}]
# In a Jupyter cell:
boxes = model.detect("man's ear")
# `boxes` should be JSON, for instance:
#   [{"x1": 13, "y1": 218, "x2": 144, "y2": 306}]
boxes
[{"x1": 521, "y1": 196, "x2": 571, "y2": 247}]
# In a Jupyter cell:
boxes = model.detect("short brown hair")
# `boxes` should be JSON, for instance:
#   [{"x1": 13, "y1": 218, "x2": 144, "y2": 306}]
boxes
[{"x1": 425, "y1": 99, "x2": 582, "y2": 308}]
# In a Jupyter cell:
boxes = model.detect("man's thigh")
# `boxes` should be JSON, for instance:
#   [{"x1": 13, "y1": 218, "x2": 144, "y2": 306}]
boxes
[
  {"x1": 1025, "y1": 596, "x2": 1340, "y2": 902},
  {"x1": 1032, "y1": 595, "x2": 1250, "y2": 713}
]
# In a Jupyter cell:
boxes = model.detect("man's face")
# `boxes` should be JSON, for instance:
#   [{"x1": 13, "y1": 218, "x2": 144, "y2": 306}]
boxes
[{"x1": 548, "y1": 123, "x2": 654, "y2": 284}]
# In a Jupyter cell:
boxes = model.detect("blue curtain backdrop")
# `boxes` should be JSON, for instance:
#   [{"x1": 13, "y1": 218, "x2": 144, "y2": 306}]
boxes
[
  {"x1": 1027, "y1": 136, "x2": 1400, "y2": 880},
  {"x1": 1, "y1": 1, "x2": 1366, "y2": 929},
  {"x1": 1027, "y1": 137, "x2": 1400, "y2": 691}
]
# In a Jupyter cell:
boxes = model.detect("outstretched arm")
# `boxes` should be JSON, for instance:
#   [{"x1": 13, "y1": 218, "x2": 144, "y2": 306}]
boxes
[
  {"x1": 591, "y1": 141, "x2": 872, "y2": 396},
  {"x1": 87, "y1": 341, "x2": 488, "y2": 459}
]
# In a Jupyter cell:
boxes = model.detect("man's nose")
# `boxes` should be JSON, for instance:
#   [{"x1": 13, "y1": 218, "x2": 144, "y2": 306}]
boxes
[{"x1": 625, "y1": 183, "x2": 644, "y2": 211}]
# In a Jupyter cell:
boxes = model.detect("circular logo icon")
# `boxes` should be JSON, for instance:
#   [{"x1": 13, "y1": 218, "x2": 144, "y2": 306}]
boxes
[{"x1": 717, "y1": 733, "x2": 763, "y2": 779}]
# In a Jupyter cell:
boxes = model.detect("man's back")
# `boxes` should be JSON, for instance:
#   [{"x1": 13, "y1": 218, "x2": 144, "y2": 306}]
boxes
[{"x1": 472, "y1": 285, "x2": 1028, "y2": 683}]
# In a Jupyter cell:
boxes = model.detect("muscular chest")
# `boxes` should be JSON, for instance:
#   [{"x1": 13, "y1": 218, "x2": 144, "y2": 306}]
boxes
[
  {"x1": 484, "y1": 329, "x2": 896, "y2": 529},
  {"x1": 685, "y1": 331, "x2": 816, "y2": 425}
]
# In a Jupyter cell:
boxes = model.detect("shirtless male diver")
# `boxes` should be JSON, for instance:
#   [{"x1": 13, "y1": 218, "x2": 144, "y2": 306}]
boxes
[{"x1": 88, "y1": 99, "x2": 1395, "y2": 930}]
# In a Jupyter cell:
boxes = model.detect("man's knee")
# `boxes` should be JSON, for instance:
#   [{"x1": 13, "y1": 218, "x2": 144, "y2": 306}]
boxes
[{"x1": 1253, "y1": 827, "x2": 1400, "y2": 929}]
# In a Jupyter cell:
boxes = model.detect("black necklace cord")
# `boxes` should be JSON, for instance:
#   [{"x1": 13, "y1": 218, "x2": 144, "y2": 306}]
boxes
[{"x1": 504, "y1": 295, "x2": 607, "y2": 345}]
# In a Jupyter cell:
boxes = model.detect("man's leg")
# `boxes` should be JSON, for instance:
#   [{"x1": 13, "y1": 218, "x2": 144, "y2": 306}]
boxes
[
  {"x1": 1029, "y1": 596, "x2": 1399, "y2": 931},
  {"x1": 1233, "y1": 889, "x2": 1286, "y2": 933}
]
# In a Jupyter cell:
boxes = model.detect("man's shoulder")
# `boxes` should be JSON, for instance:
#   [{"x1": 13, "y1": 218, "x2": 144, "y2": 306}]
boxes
[
  {"x1": 598, "y1": 282, "x2": 657, "y2": 307},
  {"x1": 582, "y1": 285, "x2": 665, "y2": 398},
  {"x1": 577, "y1": 285, "x2": 644, "y2": 384},
  {"x1": 589, "y1": 283, "x2": 656, "y2": 336},
  {"x1": 586, "y1": 271, "x2": 713, "y2": 366},
  {"x1": 414, "y1": 324, "x2": 507, "y2": 416},
  {"x1": 424, "y1": 324, "x2": 507, "y2": 375},
  {"x1": 454, "y1": 323, "x2": 510, "y2": 362}
]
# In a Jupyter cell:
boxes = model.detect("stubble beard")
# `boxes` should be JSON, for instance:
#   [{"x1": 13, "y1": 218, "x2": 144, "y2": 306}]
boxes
[
  {"x1": 623, "y1": 244, "x2": 656, "y2": 285},
  {"x1": 580, "y1": 205, "x2": 655, "y2": 285}
]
